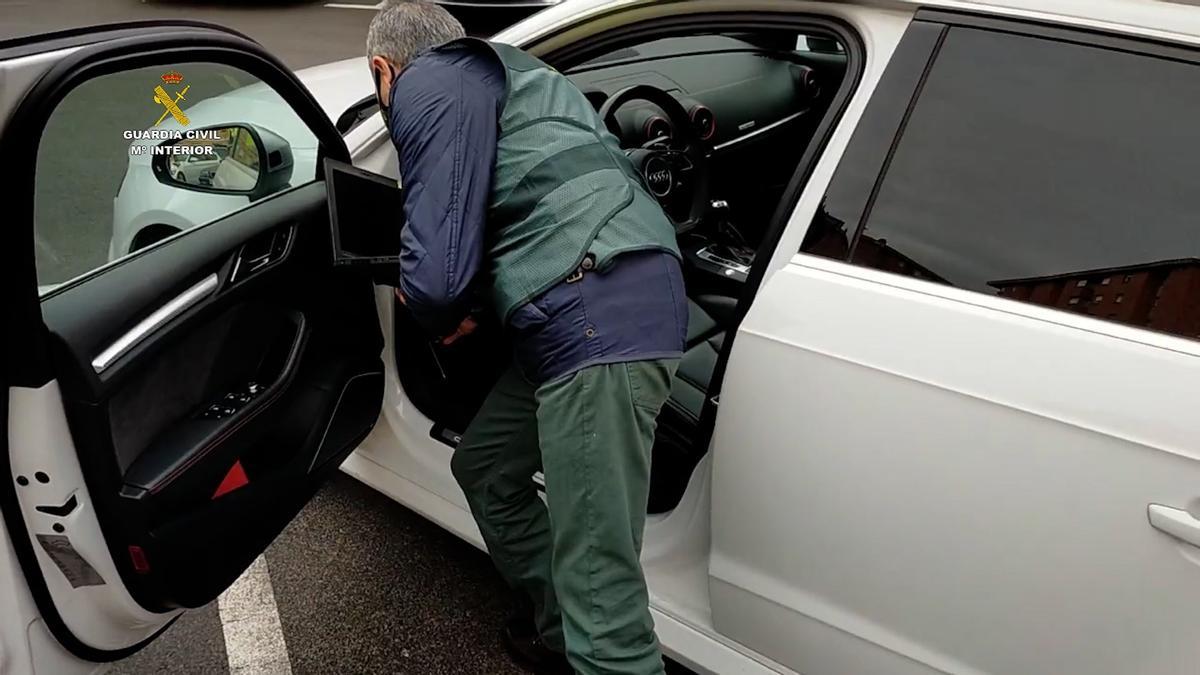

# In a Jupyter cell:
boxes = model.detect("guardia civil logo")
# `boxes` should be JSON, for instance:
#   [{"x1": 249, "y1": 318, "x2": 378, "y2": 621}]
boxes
[
  {"x1": 122, "y1": 70, "x2": 222, "y2": 155},
  {"x1": 153, "y1": 70, "x2": 190, "y2": 126}
]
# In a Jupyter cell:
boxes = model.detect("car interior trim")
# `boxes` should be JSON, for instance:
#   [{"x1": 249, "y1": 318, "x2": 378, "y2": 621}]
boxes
[
  {"x1": 527, "y1": 10, "x2": 865, "y2": 510},
  {"x1": 711, "y1": 108, "x2": 807, "y2": 153},
  {"x1": 91, "y1": 274, "x2": 219, "y2": 373}
]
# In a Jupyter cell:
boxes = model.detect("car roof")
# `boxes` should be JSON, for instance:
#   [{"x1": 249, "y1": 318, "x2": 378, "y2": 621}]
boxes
[
  {"x1": 914, "y1": 0, "x2": 1200, "y2": 43},
  {"x1": 510, "y1": 0, "x2": 1200, "y2": 47},
  {"x1": 290, "y1": 0, "x2": 1200, "y2": 121}
]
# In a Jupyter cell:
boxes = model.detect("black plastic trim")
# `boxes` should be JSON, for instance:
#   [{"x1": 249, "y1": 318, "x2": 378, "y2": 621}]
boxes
[
  {"x1": 916, "y1": 8, "x2": 1200, "y2": 65},
  {"x1": 0, "y1": 24, "x2": 346, "y2": 662},
  {"x1": 0, "y1": 20, "x2": 254, "y2": 60},
  {"x1": 847, "y1": 22, "x2": 946, "y2": 259},
  {"x1": 335, "y1": 94, "x2": 381, "y2": 136},
  {"x1": 795, "y1": 19, "x2": 945, "y2": 261},
  {"x1": 134, "y1": 313, "x2": 307, "y2": 494}
]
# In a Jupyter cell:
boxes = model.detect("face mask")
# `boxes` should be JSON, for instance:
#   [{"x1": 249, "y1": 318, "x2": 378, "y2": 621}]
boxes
[{"x1": 373, "y1": 62, "x2": 399, "y2": 134}]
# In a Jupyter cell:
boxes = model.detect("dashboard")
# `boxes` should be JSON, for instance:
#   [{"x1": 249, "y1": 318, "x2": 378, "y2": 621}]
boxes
[
  {"x1": 566, "y1": 33, "x2": 847, "y2": 241},
  {"x1": 566, "y1": 34, "x2": 843, "y2": 151}
]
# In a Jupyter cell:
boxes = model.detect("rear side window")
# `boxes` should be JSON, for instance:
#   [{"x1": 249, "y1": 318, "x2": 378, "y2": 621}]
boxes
[{"x1": 805, "y1": 26, "x2": 1200, "y2": 341}]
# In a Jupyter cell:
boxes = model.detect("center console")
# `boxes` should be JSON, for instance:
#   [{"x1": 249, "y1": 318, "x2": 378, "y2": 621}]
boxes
[{"x1": 681, "y1": 199, "x2": 757, "y2": 289}]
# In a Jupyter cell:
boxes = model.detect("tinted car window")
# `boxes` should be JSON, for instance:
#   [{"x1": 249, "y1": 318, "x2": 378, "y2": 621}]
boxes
[{"x1": 808, "y1": 27, "x2": 1200, "y2": 341}]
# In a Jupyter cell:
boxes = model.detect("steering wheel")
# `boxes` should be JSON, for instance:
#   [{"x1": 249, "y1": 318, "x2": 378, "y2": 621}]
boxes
[{"x1": 598, "y1": 84, "x2": 710, "y2": 231}]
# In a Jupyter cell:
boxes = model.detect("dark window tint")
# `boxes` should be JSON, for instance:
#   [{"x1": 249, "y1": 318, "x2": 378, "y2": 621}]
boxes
[{"x1": 809, "y1": 26, "x2": 1200, "y2": 341}]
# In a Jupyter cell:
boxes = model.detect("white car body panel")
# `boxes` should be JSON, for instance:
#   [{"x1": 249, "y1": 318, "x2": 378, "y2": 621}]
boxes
[
  {"x1": 713, "y1": 254, "x2": 1200, "y2": 674},
  {"x1": 7, "y1": 384, "x2": 177, "y2": 656}
]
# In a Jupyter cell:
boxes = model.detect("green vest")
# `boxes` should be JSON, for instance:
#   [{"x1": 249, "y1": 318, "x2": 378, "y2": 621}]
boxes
[{"x1": 434, "y1": 39, "x2": 681, "y2": 325}]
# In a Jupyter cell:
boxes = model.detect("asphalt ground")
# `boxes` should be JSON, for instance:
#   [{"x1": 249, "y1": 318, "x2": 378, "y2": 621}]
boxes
[{"x1": 111, "y1": 473, "x2": 528, "y2": 674}]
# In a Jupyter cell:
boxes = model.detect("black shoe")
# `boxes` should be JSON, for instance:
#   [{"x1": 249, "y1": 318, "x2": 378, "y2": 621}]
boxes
[
  {"x1": 506, "y1": 595, "x2": 537, "y2": 640},
  {"x1": 501, "y1": 623, "x2": 573, "y2": 675}
]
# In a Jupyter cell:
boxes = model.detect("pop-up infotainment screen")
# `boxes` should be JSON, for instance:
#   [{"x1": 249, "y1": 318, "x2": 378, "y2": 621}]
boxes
[{"x1": 325, "y1": 158, "x2": 403, "y2": 267}]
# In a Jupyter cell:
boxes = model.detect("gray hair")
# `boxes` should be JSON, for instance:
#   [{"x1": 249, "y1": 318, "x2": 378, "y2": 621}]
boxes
[{"x1": 366, "y1": 1, "x2": 466, "y2": 68}]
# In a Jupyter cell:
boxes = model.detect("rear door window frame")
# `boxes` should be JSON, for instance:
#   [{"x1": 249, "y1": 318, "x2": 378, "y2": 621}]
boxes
[{"x1": 801, "y1": 9, "x2": 1200, "y2": 343}]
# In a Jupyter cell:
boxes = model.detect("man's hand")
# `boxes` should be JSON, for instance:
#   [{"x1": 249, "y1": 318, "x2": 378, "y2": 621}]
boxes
[
  {"x1": 397, "y1": 286, "x2": 476, "y2": 345},
  {"x1": 441, "y1": 316, "x2": 478, "y2": 346}
]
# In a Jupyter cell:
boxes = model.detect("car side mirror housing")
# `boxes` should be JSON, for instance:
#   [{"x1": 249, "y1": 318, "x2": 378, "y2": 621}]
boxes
[{"x1": 151, "y1": 123, "x2": 294, "y2": 202}]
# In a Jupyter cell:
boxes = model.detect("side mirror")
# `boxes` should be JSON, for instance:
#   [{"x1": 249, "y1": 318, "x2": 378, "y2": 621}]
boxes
[{"x1": 151, "y1": 123, "x2": 294, "y2": 201}]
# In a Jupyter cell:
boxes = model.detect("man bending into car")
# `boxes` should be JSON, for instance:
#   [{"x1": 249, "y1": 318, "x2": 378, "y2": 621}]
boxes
[{"x1": 366, "y1": 2, "x2": 687, "y2": 673}]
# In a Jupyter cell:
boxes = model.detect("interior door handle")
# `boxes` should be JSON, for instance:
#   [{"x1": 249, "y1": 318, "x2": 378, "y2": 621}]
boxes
[
  {"x1": 1148, "y1": 504, "x2": 1200, "y2": 548},
  {"x1": 92, "y1": 274, "x2": 219, "y2": 373},
  {"x1": 230, "y1": 226, "x2": 293, "y2": 284}
]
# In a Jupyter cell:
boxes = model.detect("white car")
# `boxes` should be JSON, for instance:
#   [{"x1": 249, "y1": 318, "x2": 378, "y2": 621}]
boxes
[
  {"x1": 169, "y1": 152, "x2": 220, "y2": 185},
  {"x1": 5, "y1": 1, "x2": 1200, "y2": 675}
]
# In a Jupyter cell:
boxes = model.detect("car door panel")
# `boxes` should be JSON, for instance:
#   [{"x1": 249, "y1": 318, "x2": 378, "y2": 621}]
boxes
[
  {"x1": 712, "y1": 259, "x2": 1200, "y2": 675},
  {"x1": 37, "y1": 183, "x2": 384, "y2": 610},
  {"x1": 2, "y1": 23, "x2": 385, "y2": 663}
]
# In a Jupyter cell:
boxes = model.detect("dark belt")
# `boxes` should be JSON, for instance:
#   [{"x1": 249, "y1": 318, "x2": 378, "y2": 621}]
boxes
[{"x1": 564, "y1": 253, "x2": 596, "y2": 284}]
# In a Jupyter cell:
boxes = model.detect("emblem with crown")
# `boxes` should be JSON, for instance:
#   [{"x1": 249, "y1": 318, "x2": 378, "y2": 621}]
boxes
[{"x1": 160, "y1": 70, "x2": 184, "y2": 86}]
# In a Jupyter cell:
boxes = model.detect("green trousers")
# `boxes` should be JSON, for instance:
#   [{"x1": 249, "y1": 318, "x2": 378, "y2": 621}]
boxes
[{"x1": 451, "y1": 359, "x2": 679, "y2": 675}]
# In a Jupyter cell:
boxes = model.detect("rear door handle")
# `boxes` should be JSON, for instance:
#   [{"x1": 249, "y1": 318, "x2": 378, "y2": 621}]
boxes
[{"x1": 1148, "y1": 504, "x2": 1200, "y2": 548}]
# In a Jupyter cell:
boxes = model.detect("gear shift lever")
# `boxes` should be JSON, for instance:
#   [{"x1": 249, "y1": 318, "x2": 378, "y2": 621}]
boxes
[
  {"x1": 707, "y1": 200, "x2": 755, "y2": 266},
  {"x1": 710, "y1": 199, "x2": 731, "y2": 219}
]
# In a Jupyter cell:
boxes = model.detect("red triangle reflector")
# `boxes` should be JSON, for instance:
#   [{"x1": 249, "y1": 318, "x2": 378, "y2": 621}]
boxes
[
  {"x1": 128, "y1": 545, "x2": 151, "y2": 574},
  {"x1": 212, "y1": 460, "x2": 249, "y2": 499}
]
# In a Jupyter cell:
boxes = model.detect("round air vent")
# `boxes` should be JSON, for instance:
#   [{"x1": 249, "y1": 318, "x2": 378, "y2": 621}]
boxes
[
  {"x1": 689, "y1": 104, "x2": 716, "y2": 141},
  {"x1": 644, "y1": 115, "x2": 673, "y2": 142},
  {"x1": 793, "y1": 65, "x2": 821, "y2": 101}
]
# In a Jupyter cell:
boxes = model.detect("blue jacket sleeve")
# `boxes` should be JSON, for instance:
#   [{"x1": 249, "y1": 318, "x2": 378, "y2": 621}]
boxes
[{"x1": 390, "y1": 51, "x2": 500, "y2": 336}]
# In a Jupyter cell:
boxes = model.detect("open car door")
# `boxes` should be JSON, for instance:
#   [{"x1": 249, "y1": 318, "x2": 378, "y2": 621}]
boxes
[{"x1": 0, "y1": 22, "x2": 384, "y2": 673}]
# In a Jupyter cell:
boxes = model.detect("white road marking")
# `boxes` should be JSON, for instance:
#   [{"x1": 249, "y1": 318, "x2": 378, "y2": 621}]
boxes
[
  {"x1": 324, "y1": 1, "x2": 385, "y2": 9},
  {"x1": 217, "y1": 556, "x2": 293, "y2": 675}
]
